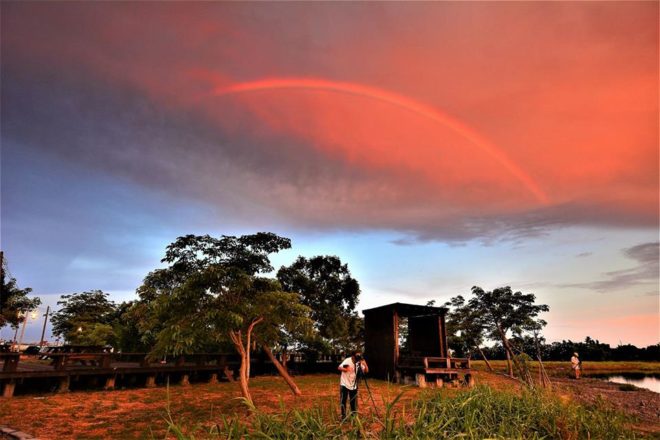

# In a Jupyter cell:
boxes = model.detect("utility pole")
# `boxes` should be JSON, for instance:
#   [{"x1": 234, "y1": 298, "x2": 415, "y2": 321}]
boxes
[
  {"x1": 40, "y1": 305, "x2": 50, "y2": 347},
  {"x1": 12, "y1": 325, "x2": 19, "y2": 351},
  {"x1": 0, "y1": 250, "x2": 4, "y2": 309}
]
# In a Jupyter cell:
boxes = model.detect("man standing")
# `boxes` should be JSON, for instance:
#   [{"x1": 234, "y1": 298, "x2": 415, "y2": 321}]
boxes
[
  {"x1": 338, "y1": 351, "x2": 369, "y2": 420},
  {"x1": 571, "y1": 352, "x2": 581, "y2": 379}
]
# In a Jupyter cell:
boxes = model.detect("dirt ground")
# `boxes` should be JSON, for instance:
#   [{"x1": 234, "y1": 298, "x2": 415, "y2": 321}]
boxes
[
  {"x1": 552, "y1": 375, "x2": 660, "y2": 436},
  {"x1": 0, "y1": 371, "x2": 658, "y2": 439}
]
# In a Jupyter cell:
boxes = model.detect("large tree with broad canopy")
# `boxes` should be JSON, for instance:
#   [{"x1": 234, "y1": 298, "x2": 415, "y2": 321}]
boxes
[{"x1": 137, "y1": 233, "x2": 312, "y2": 405}]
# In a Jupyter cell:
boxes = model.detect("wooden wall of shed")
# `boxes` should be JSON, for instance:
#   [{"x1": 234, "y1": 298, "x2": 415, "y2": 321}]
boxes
[{"x1": 364, "y1": 308, "x2": 397, "y2": 381}]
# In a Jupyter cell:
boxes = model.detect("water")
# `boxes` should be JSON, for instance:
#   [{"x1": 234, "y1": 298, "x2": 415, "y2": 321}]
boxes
[{"x1": 588, "y1": 373, "x2": 660, "y2": 393}]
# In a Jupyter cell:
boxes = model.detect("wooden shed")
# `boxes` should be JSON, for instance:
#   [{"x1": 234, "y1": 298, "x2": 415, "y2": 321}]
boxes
[{"x1": 363, "y1": 302, "x2": 472, "y2": 387}]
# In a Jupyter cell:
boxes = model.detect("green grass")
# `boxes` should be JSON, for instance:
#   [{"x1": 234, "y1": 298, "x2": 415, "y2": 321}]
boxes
[{"x1": 160, "y1": 385, "x2": 638, "y2": 439}]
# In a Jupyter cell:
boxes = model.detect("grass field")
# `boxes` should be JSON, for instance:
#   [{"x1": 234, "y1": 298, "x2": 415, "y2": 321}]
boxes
[
  {"x1": 471, "y1": 360, "x2": 660, "y2": 375},
  {"x1": 1, "y1": 370, "x2": 654, "y2": 439}
]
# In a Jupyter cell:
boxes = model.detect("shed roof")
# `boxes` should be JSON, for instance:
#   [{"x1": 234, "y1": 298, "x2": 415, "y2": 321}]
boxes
[{"x1": 362, "y1": 302, "x2": 447, "y2": 317}]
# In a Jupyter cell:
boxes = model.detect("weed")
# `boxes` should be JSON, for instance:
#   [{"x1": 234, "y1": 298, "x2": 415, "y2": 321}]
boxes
[{"x1": 157, "y1": 385, "x2": 637, "y2": 439}]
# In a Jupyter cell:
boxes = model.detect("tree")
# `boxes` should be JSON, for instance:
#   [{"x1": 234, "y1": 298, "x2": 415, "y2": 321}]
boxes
[
  {"x1": 0, "y1": 255, "x2": 41, "y2": 330},
  {"x1": 467, "y1": 286, "x2": 549, "y2": 383},
  {"x1": 444, "y1": 295, "x2": 494, "y2": 371},
  {"x1": 51, "y1": 290, "x2": 117, "y2": 345},
  {"x1": 112, "y1": 301, "x2": 153, "y2": 353},
  {"x1": 137, "y1": 233, "x2": 313, "y2": 405},
  {"x1": 277, "y1": 255, "x2": 362, "y2": 354}
]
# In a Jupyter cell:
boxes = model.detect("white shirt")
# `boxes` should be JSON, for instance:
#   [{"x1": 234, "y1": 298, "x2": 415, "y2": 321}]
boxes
[
  {"x1": 571, "y1": 356, "x2": 580, "y2": 369},
  {"x1": 339, "y1": 356, "x2": 358, "y2": 390}
]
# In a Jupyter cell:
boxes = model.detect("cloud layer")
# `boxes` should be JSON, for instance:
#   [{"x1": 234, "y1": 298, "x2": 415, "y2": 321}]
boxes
[
  {"x1": 2, "y1": 2, "x2": 658, "y2": 241},
  {"x1": 562, "y1": 242, "x2": 659, "y2": 292}
]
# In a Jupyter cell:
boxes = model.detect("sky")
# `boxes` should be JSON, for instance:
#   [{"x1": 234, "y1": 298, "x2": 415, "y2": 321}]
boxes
[{"x1": 1, "y1": 2, "x2": 658, "y2": 347}]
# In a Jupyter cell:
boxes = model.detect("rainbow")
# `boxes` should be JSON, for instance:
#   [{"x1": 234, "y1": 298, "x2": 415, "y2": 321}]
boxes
[{"x1": 213, "y1": 78, "x2": 549, "y2": 204}]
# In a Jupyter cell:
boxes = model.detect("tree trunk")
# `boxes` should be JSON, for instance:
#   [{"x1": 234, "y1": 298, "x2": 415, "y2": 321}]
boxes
[
  {"x1": 229, "y1": 329, "x2": 253, "y2": 405},
  {"x1": 245, "y1": 318, "x2": 263, "y2": 384},
  {"x1": 505, "y1": 348, "x2": 514, "y2": 377},
  {"x1": 228, "y1": 317, "x2": 264, "y2": 407},
  {"x1": 496, "y1": 324, "x2": 516, "y2": 377},
  {"x1": 476, "y1": 346, "x2": 494, "y2": 372},
  {"x1": 263, "y1": 345, "x2": 302, "y2": 396}
]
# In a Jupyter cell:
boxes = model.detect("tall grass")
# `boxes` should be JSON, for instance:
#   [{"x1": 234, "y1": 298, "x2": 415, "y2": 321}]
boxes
[
  {"x1": 398, "y1": 385, "x2": 635, "y2": 439},
  {"x1": 160, "y1": 385, "x2": 638, "y2": 439}
]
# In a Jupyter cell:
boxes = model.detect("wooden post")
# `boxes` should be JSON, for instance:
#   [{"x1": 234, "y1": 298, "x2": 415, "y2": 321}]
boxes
[
  {"x1": 223, "y1": 366, "x2": 235, "y2": 382},
  {"x1": 57, "y1": 376, "x2": 70, "y2": 393},
  {"x1": 104, "y1": 376, "x2": 116, "y2": 390},
  {"x1": 145, "y1": 375, "x2": 157, "y2": 388},
  {"x1": 415, "y1": 373, "x2": 427, "y2": 388},
  {"x1": 3, "y1": 353, "x2": 19, "y2": 372},
  {"x1": 104, "y1": 354, "x2": 113, "y2": 369},
  {"x1": 465, "y1": 373, "x2": 475, "y2": 388},
  {"x1": 435, "y1": 377, "x2": 444, "y2": 388},
  {"x1": 2, "y1": 381, "x2": 16, "y2": 398},
  {"x1": 140, "y1": 356, "x2": 150, "y2": 367},
  {"x1": 208, "y1": 373, "x2": 218, "y2": 385}
]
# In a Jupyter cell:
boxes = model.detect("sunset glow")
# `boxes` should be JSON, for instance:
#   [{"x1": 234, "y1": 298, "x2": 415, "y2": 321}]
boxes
[
  {"x1": 1, "y1": 1, "x2": 657, "y2": 347},
  {"x1": 213, "y1": 77, "x2": 550, "y2": 204}
]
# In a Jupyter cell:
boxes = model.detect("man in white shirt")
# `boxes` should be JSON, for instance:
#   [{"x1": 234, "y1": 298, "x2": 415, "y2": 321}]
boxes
[
  {"x1": 338, "y1": 351, "x2": 369, "y2": 420},
  {"x1": 570, "y1": 352, "x2": 581, "y2": 379}
]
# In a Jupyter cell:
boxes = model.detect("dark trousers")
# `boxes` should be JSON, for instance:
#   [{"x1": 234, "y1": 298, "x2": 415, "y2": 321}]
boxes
[{"x1": 340, "y1": 385, "x2": 358, "y2": 419}]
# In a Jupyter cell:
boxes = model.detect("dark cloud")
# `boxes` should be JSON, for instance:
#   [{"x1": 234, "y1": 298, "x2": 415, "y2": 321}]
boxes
[
  {"x1": 2, "y1": 1, "x2": 658, "y2": 243},
  {"x1": 561, "y1": 242, "x2": 659, "y2": 293}
]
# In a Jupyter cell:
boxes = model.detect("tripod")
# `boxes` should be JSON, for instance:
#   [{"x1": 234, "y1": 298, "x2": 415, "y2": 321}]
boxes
[{"x1": 354, "y1": 361, "x2": 379, "y2": 418}]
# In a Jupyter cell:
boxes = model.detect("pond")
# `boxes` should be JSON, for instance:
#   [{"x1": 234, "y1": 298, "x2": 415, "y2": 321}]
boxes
[{"x1": 587, "y1": 373, "x2": 660, "y2": 393}]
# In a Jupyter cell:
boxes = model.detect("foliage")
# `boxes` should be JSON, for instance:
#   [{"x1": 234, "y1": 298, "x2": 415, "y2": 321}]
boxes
[
  {"x1": 136, "y1": 233, "x2": 313, "y2": 403},
  {"x1": 466, "y1": 286, "x2": 549, "y2": 344},
  {"x1": 50, "y1": 290, "x2": 116, "y2": 345},
  {"x1": 137, "y1": 233, "x2": 312, "y2": 355},
  {"x1": 443, "y1": 295, "x2": 488, "y2": 358},
  {"x1": 446, "y1": 286, "x2": 548, "y2": 381},
  {"x1": 69, "y1": 322, "x2": 116, "y2": 346},
  {"x1": 477, "y1": 340, "x2": 660, "y2": 362},
  {"x1": 277, "y1": 255, "x2": 362, "y2": 354},
  {"x1": 111, "y1": 301, "x2": 154, "y2": 352},
  {"x1": 0, "y1": 256, "x2": 41, "y2": 329}
]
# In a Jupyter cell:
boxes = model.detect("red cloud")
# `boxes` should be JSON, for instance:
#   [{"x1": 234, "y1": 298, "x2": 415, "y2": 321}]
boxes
[{"x1": 3, "y1": 1, "x2": 657, "y2": 240}]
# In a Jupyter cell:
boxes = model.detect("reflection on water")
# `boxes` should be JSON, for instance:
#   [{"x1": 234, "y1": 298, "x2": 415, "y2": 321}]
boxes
[{"x1": 587, "y1": 373, "x2": 660, "y2": 393}]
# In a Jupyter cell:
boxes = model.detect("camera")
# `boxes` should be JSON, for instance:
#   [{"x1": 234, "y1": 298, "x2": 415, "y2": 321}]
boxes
[{"x1": 354, "y1": 354, "x2": 362, "y2": 362}]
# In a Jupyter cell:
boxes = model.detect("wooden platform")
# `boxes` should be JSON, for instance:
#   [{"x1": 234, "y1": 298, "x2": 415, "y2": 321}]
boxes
[
  {"x1": 1, "y1": 352, "x2": 240, "y2": 397},
  {"x1": 396, "y1": 356, "x2": 473, "y2": 388}
]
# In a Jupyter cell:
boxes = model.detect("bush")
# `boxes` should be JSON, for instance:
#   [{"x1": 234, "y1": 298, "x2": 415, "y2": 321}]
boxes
[{"x1": 618, "y1": 384, "x2": 637, "y2": 392}]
